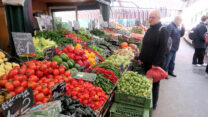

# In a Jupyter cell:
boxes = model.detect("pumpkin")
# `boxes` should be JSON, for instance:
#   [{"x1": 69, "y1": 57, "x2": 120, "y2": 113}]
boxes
[
  {"x1": 129, "y1": 44, "x2": 137, "y2": 49},
  {"x1": 121, "y1": 42, "x2": 128, "y2": 48}
]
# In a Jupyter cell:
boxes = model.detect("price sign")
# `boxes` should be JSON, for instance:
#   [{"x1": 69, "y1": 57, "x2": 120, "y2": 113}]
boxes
[
  {"x1": 68, "y1": 21, "x2": 72, "y2": 31},
  {"x1": 0, "y1": 88, "x2": 35, "y2": 117},
  {"x1": 44, "y1": 46, "x2": 56, "y2": 60},
  {"x1": 52, "y1": 81, "x2": 66, "y2": 99},
  {"x1": 11, "y1": 32, "x2": 35, "y2": 55},
  {"x1": 73, "y1": 21, "x2": 80, "y2": 30}
]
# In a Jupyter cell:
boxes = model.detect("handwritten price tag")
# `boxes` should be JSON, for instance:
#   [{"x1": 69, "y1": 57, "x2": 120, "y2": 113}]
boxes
[{"x1": 52, "y1": 81, "x2": 66, "y2": 99}]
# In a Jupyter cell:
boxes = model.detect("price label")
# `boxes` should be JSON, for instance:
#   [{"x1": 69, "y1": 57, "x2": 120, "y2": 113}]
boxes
[
  {"x1": 11, "y1": 32, "x2": 35, "y2": 55},
  {"x1": 68, "y1": 21, "x2": 72, "y2": 31},
  {"x1": 44, "y1": 46, "x2": 56, "y2": 60},
  {"x1": 0, "y1": 88, "x2": 35, "y2": 117},
  {"x1": 73, "y1": 21, "x2": 80, "y2": 30},
  {"x1": 52, "y1": 81, "x2": 66, "y2": 99}
]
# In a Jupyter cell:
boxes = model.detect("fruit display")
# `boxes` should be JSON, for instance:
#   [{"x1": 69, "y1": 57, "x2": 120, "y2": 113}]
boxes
[
  {"x1": 0, "y1": 89, "x2": 12, "y2": 104},
  {"x1": 88, "y1": 45, "x2": 104, "y2": 56},
  {"x1": 33, "y1": 37, "x2": 57, "y2": 58},
  {"x1": 117, "y1": 71, "x2": 152, "y2": 98},
  {"x1": 84, "y1": 50, "x2": 96, "y2": 66},
  {"x1": 0, "y1": 60, "x2": 72, "y2": 104},
  {"x1": 102, "y1": 54, "x2": 131, "y2": 69},
  {"x1": 114, "y1": 48, "x2": 134, "y2": 59},
  {"x1": 110, "y1": 21, "x2": 130, "y2": 30},
  {"x1": 0, "y1": 51, "x2": 19, "y2": 76},
  {"x1": 56, "y1": 45, "x2": 93, "y2": 72},
  {"x1": 65, "y1": 32, "x2": 84, "y2": 43},
  {"x1": 36, "y1": 30, "x2": 76, "y2": 46},
  {"x1": 55, "y1": 95, "x2": 96, "y2": 117},
  {"x1": 66, "y1": 78, "x2": 108, "y2": 110}
]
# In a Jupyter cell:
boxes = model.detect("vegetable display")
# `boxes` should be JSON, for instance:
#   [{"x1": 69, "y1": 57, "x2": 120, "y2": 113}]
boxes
[
  {"x1": 90, "y1": 29, "x2": 106, "y2": 38},
  {"x1": 114, "y1": 48, "x2": 134, "y2": 59},
  {"x1": 33, "y1": 37, "x2": 57, "y2": 58},
  {"x1": 117, "y1": 71, "x2": 152, "y2": 98},
  {"x1": 93, "y1": 74, "x2": 114, "y2": 93},
  {"x1": 96, "y1": 63, "x2": 120, "y2": 78},
  {"x1": 65, "y1": 32, "x2": 84, "y2": 43},
  {"x1": 56, "y1": 45, "x2": 92, "y2": 72},
  {"x1": 55, "y1": 95, "x2": 96, "y2": 117},
  {"x1": 103, "y1": 54, "x2": 130, "y2": 69},
  {"x1": 66, "y1": 79, "x2": 108, "y2": 110},
  {"x1": 36, "y1": 31, "x2": 76, "y2": 46},
  {"x1": 131, "y1": 27, "x2": 145, "y2": 34},
  {"x1": 93, "y1": 67, "x2": 119, "y2": 83},
  {"x1": 88, "y1": 45, "x2": 104, "y2": 56}
]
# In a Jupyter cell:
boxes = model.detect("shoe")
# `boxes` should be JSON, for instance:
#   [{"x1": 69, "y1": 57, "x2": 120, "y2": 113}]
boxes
[
  {"x1": 196, "y1": 64, "x2": 202, "y2": 67},
  {"x1": 168, "y1": 73, "x2": 176, "y2": 77},
  {"x1": 201, "y1": 63, "x2": 207, "y2": 67}
]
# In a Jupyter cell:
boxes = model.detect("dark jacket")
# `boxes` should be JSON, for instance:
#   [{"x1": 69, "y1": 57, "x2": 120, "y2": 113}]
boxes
[
  {"x1": 139, "y1": 22, "x2": 169, "y2": 70},
  {"x1": 167, "y1": 22, "x2": 185, "y2": 52},
  {"x1": 193, "y1": 22, "x2": 207, "y2": 49}
]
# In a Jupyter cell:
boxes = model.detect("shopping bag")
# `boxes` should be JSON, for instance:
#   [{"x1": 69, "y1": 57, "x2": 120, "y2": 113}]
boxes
[
  {"x1": 206, "y1": 33, "x2": 208, "y2": 44},
  {"x1": 146, "y1": 66, "x2": 168, "y2": 83}
]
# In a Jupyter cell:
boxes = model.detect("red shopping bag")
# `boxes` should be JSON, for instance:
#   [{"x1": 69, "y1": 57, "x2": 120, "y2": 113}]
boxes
[
  {"x1": 206, "y1": 33, "x2": 208, "y2": 44},
  {"x1": 146, "y1": 66, "x2": 168, "y2": 83}
]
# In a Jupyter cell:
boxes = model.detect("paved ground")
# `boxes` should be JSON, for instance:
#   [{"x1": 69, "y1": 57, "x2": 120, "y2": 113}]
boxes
[{"x1": 153, "y1": 39, "x2": 208, "y2": 117}]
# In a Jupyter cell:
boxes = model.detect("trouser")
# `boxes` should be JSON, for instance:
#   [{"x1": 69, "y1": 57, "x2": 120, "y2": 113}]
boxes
[
  {"x1": 165, "y1": 51, "x2": 176, "y2": 74},
  {"x1": 192, "y1": 48, "x2": 206, "y2": 64},
  {"x1": 143, "y1": 64, "x2": 161, "y2": 108},
  {"x1": 153, "y1": 81, "x2": 160, "y2": 108}
]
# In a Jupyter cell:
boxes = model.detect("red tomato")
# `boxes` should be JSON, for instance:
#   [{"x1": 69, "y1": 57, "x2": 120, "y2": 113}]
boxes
[
  {"x1": 35, "y1": 86, "x2": 42, "y2": 92},
  {"x1": 28, "y1": 81, "x2": 37, "y2": 89},
  {"x1": 47, "y1": 75, "x2": 53, "y2": 79},
  {"x1": 5, "y1": 83, "x2": 14, "y2": 91},
  {"x1": 64, "y1": 71, "x2": 71, "y2": 77},
  {"x1": 40, "y1": 64, "x2": 47, "y2": 71},
  {"x1": 51, "y1": 61, "x2": 58, "y2": 69},
  {"x1": 36, "y1": 101, "x2": 43, "y2": 105},
  {"x1": 35, "y1": 93, "x2": 45, "y2": 102},
  {"x1": 14, "y1": 75, "x2": 23, "y2": 82},
  {"x1": 59, "y1": 67, "x2": 65, "y2": 74},
  {"x1": 53, "y1": 69, "x2": 59, "y2": 76},
  {"x1": 0, "y1": 79, "x2": 7, "y2": 87},
  {"x1": 46, "y1": 61, "x2": 52, "y2": 67},
  {"x1": 13, "y1": 80, "x2": 21, "y2": 87},
  {"x1": 64, "y1": 78, "x2": 69, "y2": 83},
  {"x1": 19, "y1": 68, "x2": 26, "y2": 74},
  {"x1": 67, "y1": 45, "x2": 74, "y2": 52},
  {"x1": 49, "y1": 82, "x2": 55, "y2": 87},
  {"x1": 42, "y1": 88, "x2": 49, "y2": 95},
  {"x1": 48, "y1": 68, "x2": 53, "y2": 74},
  {"x1": 1, "y1": 74, "x2": 8, "y2": 80},
  {"x1": 29, "y1": 75, "x2": 39, "y2": 82},
  {"x1": 33, "y1": 90, "x2": 39, "y2": 96},
  {"x1": 28, "y1": 63, "x2": 37, "y2": 70},
  {"x1": 43, "y1": 97, "x2": 49, "y2": 103},
  {"x1": 25, "y1": 69, "x2": 35, "y2": 77},
  {"x1": 36, "y1": 71, "x2": 43, "y2": 78},
  {"x1": 15, "y1": 87, "x2": 24, "y2": 94},
  {"x1": 21, "y1": 81, "x2": 28, "y2": 88},
  {"x1": 10, "y1": 91, "x2": 16, "y2": 96}
]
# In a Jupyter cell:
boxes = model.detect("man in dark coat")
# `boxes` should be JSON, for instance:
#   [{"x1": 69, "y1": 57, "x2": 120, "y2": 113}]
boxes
[
  {"x1": 165, "y1": 16, "x2": 185, "y2": 77},
  {"x1": 138, "y1": 10, "x2": 169, "y2": 109},
  {"x1": 192, "y1": 16, "x2": 208, "y2": 66}
]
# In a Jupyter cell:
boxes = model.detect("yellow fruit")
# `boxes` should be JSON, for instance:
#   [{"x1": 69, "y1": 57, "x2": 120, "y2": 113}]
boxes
[
  {"x1": 5, "y1": 62, "x2": 12, "y2": 67},
  {"x1": 12, "y1": 62, "x2": 19, "y2": 67},
  {"x1": 0, "y1": 59, "x2": 3, "y2": 64},
  {"x1": 0, "y1": 52, "x2": 5, "y2": 59}
]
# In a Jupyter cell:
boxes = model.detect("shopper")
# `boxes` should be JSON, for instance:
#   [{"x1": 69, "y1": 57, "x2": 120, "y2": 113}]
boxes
[
  {"x1": 165, "y1": 16, "x2": 185, "y2": 77},
  {"x1": 138, "y1": 10, "x2": 169, "y2": 109},
  {"x1": 192, "y1": 16, "x2": 208, "y2": 67}
]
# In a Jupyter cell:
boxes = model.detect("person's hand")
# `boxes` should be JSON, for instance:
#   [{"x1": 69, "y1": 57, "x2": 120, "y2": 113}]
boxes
[
  {"x1": 138, "y1": 60, "x2": 143, "y2": 65},
  {"x1": 152, "y1": 65, "x2": 159, "y2": 68}
]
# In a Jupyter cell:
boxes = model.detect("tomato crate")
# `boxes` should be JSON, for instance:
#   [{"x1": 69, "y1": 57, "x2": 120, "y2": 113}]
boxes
[
  {"x1": 110, "y1": 103, "x2": 149, "y2": 117},
  {"x1": 114, "y1": 91, "x2": 152, "y2": 109}
]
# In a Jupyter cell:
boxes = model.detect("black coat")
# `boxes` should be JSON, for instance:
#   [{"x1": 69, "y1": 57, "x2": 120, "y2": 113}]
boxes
[
  {"x1": 193, "y1": 22, "x2": 207, "y2": 49},
  {"x1": 167, "y1": 22, "x2": 185, "y2": 52},
  {"x1": 139, "y1": 22, "x2": 169, "y2": 71}
]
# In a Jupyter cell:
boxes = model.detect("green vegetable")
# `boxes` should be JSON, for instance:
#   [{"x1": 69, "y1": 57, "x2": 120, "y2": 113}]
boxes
[
  {"x1": 52, "y1": 56, "x2": 63, "y2": 64},
  {"x1": 103, "y1": 54, "x2": 130, "y2": 68},
  {"x1": 97, "y1": 63, "x2": 120, "y2": 78},
  {"x1": 71, "y1": 68, "x2": 78, "y2": 72},
  {"x1": 88, "y1": 45, "x2": 104, "y2": 56},
  {"x1": 90, "y1": 28, "x2": 106, "y2": 38},
  {"x1": 60, "y1": 53, "x2": 69, "y2": 61},
  {"x1": 131, "y1": 27, "x2": 145, "y2": 34},
  {"x1": 93, "y1": 74, "x2": 114, "y2": 93},
  {"x1": 67, "y1": 60, "x2": 74, "y2": 68},
  {"x1": 117, "y1": 71, "x2": 152, "y2": 98},
  {"x1": 74, "y1": 64, "x2": 80, "y2": 69},
  {"x1": 60, "y1": 62, "x2": 69, "y2": 70}
]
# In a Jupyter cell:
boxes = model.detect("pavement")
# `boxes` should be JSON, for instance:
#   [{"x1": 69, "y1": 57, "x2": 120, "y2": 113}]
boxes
[{"x1": 153, "y1": 39, "x2": 208, "y2": 117}]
